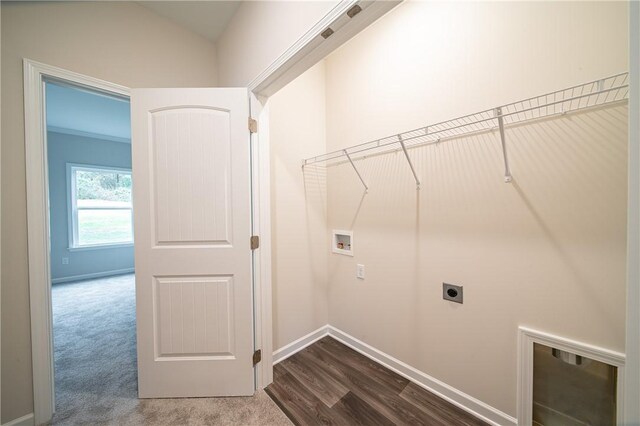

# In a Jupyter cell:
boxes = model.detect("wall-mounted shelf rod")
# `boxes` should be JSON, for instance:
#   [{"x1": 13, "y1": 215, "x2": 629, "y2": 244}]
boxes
[
  {"x1": 494, "y1": 107, "x2": 512, "y2": 183},
  {"x1": 302, "y1": 72, "x2": 629, "y2": 184},
  {"x1": 398, "y1": 134, "x2": 421, "y2": 189},
  {"x1": 344, "y1": 149, "x2": 368, "y2": 192}
]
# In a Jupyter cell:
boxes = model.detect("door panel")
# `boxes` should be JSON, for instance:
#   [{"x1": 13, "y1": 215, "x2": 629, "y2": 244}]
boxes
[
  {"x1": 132, "y1": 88, "x2": 253, "y2": 398},
  {"x1": 151, "y1": 107, "x2": 232, "y2": 245},
  {"x1": 155, "y1": 276, "x2": 234, "y2": 357}
]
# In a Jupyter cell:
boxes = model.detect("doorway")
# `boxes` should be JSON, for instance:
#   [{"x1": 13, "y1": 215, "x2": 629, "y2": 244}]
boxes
[
  {"x1": 23, "y1": 2, "x2": 431, "y2": 422},
  {"x1": 26, "y1": 62, "x2": 270, "y2": 423},
  {"x1": 44, "y1": 80, "x2": 137, "y2": 422}
]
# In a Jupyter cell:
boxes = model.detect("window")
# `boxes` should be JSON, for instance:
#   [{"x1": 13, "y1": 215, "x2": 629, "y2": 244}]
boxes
[{"x1": 68, "y1": 164, "x2": 133, "y2": 248}]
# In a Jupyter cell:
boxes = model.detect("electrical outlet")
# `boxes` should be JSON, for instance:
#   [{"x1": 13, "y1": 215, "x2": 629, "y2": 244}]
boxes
[
  {"x1": 62, "y1": 257, "x2": 69, "y2": 265},
  {"x1": 443, "y1": 283, "x2": 463, "y2": 304},
  {"x1": 356, "y1": 264, "x2": 365, "y2": 280}
]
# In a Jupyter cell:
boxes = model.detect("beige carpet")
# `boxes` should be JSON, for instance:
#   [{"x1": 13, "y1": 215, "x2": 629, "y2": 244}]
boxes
[
  {"x1": 51, "y1": 274, "x2": 291, "y2": 425},
  {"x1": 87, "y1": 392, "x2": 292, "y2": 425}
]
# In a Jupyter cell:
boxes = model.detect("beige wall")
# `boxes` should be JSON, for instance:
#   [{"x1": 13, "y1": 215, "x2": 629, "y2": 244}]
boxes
[
  {"x1": 1, "y1": 2, "x2": 217, "y2": 421},
  {"x1": 2, "y1": 0, "x2": 630, "y2": 422},
  {"x1": 216, "y1": 1, "x2": 337, "y2": 87},
  {"x1": 323, "y1": 0, "x2": 628, "y2": 418},
  {"x1": 268, "y1": 62, "x2": 329, "y2": 350}
]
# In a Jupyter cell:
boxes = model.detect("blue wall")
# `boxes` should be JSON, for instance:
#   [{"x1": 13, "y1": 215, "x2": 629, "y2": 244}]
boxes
[{"x1": 47, "y1": 131, "x2": 134, "y2": 283}]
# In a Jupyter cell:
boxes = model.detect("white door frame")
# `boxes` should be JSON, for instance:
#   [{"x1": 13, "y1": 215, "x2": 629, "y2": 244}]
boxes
[
  {"x1": 517, "y1": 326, "x2": 626, "y2": 425},
  {"x1": 23, "y1": 59, "x2": 131, "y2": 425},
  {"x1": 625, "y1": 2, "x2": 640, "y2": 424},
  {"x1": 24, "y1": 1, "x2": 400, "y2": 424}
]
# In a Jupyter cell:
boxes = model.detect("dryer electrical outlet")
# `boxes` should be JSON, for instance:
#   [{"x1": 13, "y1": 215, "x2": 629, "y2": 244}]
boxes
[{"x1": 443, "y1": 283, "x2": 463, "y2": 304}]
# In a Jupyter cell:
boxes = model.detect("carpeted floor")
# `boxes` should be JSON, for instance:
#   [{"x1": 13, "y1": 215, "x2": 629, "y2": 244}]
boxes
[{"x1": 51, "y1": 274, "x2": 291, "y2": 425}]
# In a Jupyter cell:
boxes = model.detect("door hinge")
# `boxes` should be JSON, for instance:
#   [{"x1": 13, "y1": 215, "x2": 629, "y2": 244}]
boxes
[
  {"x1": 253, "y1": 349, "x2": 262, "y2": 366},
  {"x1": 248, "y1": 117, "x2": 258, "y2": 134},
  {"x1": 250, "y1": 235, "x2": 260, "y2": 250}
]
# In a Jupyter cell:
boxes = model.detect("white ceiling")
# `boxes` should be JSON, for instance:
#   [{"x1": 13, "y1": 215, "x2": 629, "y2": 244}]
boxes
[
  {"x1": 45, "y1": 82, "x2": 131, "y2": 142},
  {"x1": 137, "y1": 1, "x2": 241, "y2": 42}
]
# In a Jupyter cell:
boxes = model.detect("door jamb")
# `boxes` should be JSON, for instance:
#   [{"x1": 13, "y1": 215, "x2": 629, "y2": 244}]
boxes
[
  {"x1": 624, "y1": 3, "x2": 640, "y2": 424},
  {"x1": 23, "y1": 59, "x2": 130, "y2": 425}
]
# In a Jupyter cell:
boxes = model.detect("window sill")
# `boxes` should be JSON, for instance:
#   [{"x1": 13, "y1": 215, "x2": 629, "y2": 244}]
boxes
[{"x1": 68, "y1": 242, "x2": 133, "y2": 252}]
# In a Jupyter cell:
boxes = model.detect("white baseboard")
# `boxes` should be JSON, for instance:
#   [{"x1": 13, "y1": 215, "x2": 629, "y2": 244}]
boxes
[
  {"x1": 272, "y1": 325, "x2": 329, "y2": 364},
  {"x1": 51, "y1": 268, "x2": 134, "y2": 284},
  {"x1": 2, "y1": 413, "x2": 35, "y2": 426},
  {"x1": 325, "y1": 326, "x2": 517, "y2": 426}
]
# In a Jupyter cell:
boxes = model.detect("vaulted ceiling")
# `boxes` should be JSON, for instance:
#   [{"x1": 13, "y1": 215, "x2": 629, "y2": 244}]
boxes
[
  {"x1": 137, "y1": 1, "x2": 241, "y2": 43},
  {"x1": 45, "y1": 2, "x2": 243, "y2": 142}
]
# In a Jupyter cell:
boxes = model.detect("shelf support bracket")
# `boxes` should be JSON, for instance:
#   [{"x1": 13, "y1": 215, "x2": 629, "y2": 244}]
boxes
[
  {"x1": 398, "y1": 135, "x2": 421, "y2": 189},
  {"x1": 495, "y1": 107, "x2": 513, "y2": 183},
  {"x1": 344, "y1": 150, "x2": 368, "y2": 192}
]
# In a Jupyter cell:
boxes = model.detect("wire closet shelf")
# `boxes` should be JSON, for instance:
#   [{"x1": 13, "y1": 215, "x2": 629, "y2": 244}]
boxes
[{"x1": 302, "y1": 72, "x2": 629, "y2": 189}]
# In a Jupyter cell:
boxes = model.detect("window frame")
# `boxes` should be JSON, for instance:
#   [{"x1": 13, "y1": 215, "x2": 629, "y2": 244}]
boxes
[{"x1": 66, "y1": 163, "x2": 134, "y2": 250}]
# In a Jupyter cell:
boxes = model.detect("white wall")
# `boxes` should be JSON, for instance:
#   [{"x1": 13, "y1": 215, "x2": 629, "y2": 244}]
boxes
[
  {"x1": 216, "y1": 1, "x2": 337, "y2": 87},
  {"x1": 268, "y1": 62, "x2": 329, "y2": 350},
  {"x1": 323, "y1": 0, "x2": 628, "y2": 418},
  {"x1": 1, "y1": 2, "x2": 217, "y2": 422}
]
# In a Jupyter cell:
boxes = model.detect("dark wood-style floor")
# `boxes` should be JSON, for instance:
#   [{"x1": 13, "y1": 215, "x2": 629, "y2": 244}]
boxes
[{"x1": 265, "y1": 336, "x2": 488, "y2": 426}]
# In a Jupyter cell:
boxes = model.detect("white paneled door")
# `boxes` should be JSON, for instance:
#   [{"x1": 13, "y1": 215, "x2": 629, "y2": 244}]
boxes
[{"x1": 131, "y1": 88, "x2": 254, "y2": 397}]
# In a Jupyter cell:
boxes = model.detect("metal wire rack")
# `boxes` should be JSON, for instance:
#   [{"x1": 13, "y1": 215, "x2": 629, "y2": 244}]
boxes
[{"x1": 302, "y1": 72, "x2": 629, "y2": 190}]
